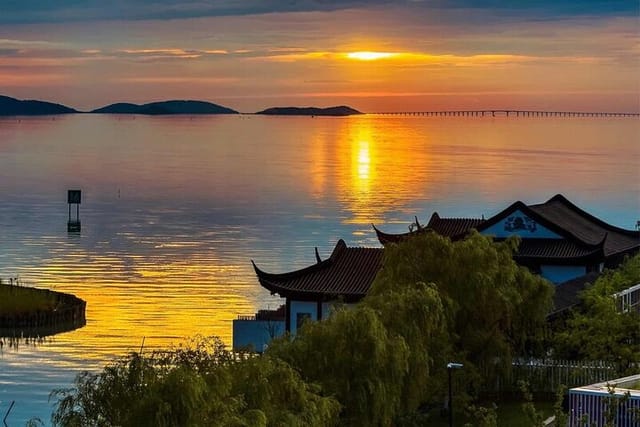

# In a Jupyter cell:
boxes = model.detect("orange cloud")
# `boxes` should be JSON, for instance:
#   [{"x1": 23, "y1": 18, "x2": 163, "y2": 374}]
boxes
[
  {"x1": 115, "y1": 76, "x2": 241, "y2": 84},
  {"x1": 252, "y1": 50, "x2": 610, "y2": 67}
]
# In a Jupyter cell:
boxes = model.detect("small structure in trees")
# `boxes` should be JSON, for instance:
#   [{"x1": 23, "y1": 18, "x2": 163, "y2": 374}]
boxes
[
  {"x1": 568, "y1": 374, "x2": 640, "y2": 426},
  {"x1": 233, "y1": 195, "x2": 639, "y2": 350},
  {"x1": 233, "y1": 240, "x2": 382, "y2": 350}
]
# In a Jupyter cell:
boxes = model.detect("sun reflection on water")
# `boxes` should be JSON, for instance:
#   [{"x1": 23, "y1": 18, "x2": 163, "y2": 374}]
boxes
[
  {"x1": 357, "y1": 140, "x2": 370, "y2": 182},
  {"x1": 329, "y1": 116, "x2": 436, "y2": 226}
]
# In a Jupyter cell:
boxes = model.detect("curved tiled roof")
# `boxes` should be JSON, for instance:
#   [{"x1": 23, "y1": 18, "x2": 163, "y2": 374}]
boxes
[
  {"x1": 252, "y1": 239, "x2": 383, "y2": 300},
  {"x1": 512, "y1": 238, "x2": 604, "y2": 262},
  {"x1": 528, "y1": 194, "x2": 639, "y2": 257},
  {"x1": 549, "y1": 272, "x2": 601, "y2": 316},
  {"x1": 373, "y1": 213, "x2": 484, "y2": 245},
  {"x1": 427, "y1": 213, "x2": 486, "y2": 239},
  {"x1": 375, "y1": 194, "x2": 639, "y2": 261},
  {"x1": 373, "y1": 224, "x2": 422, "y2": 245},
  {"x1": 255, "y1": 195, "x2": 636, "y2": 300}
]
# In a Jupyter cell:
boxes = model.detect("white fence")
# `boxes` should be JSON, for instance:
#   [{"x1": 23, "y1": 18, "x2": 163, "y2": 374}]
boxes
[
  {"x1": 614, "y1": 283, "x2": 640, "y2": 313},
  {"x1": 495, "y1": 359, "x2": 617, "y2": 393}
]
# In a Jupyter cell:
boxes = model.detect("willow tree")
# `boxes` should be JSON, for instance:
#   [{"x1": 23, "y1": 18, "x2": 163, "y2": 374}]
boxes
[
  {"x1": 364, "y1": 281, "x2": 448, "y2": 412},
  {"x1": 51, "y1": 337, "x2": 341, "y2": 427},
  {"x1": 267, "y1": 305, "x2": 411, "y2": 426},
  {"x1": 369, "y1": 231, "x2": 554, "y2": 394}
]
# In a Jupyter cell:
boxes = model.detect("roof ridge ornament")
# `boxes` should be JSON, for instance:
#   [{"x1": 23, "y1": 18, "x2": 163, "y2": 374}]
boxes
[
  {"x1": 409, "y1": 216, "x2": 422, "y2": 232},
  {"x1": 315, "y1": 247, "x2": 322, "y2": 263},
  {"x1": 250, "y1": 259, "x2": 264, "y2": 276}
]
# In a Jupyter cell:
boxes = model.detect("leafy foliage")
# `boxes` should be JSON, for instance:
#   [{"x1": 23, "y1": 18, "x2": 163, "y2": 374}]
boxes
[
  {"x1": 51, "y1": 337, "x2": 340, "y2": 427},
  {"x1": 365, "y1": 281, "x2": 447, "y2": 411},
  {"x1": 518, "y1": 380, "x2": 545, "y2": 427},
  {"x1": 268, "y1": 305, "x2": 410, "y2": 426},
  {"x1": 370, "y1": 231, "x2": 553, "y2": 393},
  {"x1": 552, "y1": 254, "x2": 640, "y2": 375},
  {"x1": 463, "y1": 404, "x2": 498, "y2": 427},
  {"x1": 553, "y1": 385, "x2": 568, "y2": 427},
  {"x1": 50, "y1": 232, "x2": 558, "y2": 426}
]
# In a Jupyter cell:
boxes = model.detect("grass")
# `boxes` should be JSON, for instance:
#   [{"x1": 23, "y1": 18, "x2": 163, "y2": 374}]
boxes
[
  {"x1": 425, "y1": 400, "x2": 555, "y2": 426},
  {"x1": 498, "y1": 401, "x2": 554, "y2": 426},
  {"x1": 0, "y1": 284, "x2": 59, "y2": 316},
  {"x1": 624, "y1": 380, "x2": 640, "y2": 391}
]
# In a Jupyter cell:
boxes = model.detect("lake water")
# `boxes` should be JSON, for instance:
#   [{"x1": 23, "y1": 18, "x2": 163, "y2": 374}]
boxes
[{"x1": 0, "y1": 114, "x2": 638, "y2": 424}]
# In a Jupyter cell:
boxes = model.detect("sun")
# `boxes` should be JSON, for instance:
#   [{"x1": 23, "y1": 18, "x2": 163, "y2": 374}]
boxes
[{"x1": 346, "y1": 51, "x2": 397, "y2": 61}]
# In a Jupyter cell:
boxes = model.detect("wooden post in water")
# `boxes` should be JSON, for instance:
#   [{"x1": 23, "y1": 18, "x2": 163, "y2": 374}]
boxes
[{"x1": 67, "y1": 190, "x2": 81, "y2": 232}]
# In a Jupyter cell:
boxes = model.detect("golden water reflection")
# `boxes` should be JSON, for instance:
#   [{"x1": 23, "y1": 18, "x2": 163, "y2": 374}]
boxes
[
  {"x1": 312, "y1": 116, "x2": 437, "y2": 225},
  {"x1": 306, "y1": 115, "x2": 639, "y2": 227},
  {"x1": 5, "y1": 247, "x2": 259, "y2": 366},
  {"x1": 0, "y1": 115, "x2": 637, "y2": 373}
]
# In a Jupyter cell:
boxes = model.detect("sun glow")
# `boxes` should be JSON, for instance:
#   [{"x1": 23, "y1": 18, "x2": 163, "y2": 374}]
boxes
[
  {"x1": 346, "y1": 51, "x2": 397, "y2": 61},
  {"x1": 357, "y1": 142, "x2": 370, "y2": 181}
]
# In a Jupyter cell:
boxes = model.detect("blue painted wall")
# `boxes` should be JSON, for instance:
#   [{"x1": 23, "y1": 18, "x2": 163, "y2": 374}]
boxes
[
  {"x1": 232, "y1": 319, "x2": 285, "y2": 352},
  {"x1": 232, "y1": 300, "x2": 355, "y2": 351},
  {"x1": 481, "y1": 209, "x2": 561, "y2": 239},
  {"x1": 540, "y1": 265, "x2": 586, "y2": 283},
  {"x1": 290, "y1": 300, "x2": 318, "y2": 334}
]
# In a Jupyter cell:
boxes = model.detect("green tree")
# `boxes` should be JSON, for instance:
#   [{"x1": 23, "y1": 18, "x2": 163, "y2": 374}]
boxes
[
  {"x1": 51, "y1": 232, "x2": 558, "y2": 426},
  {"x1": 369, "y1": 231, "x2": 553, "y2": 394},
  {"x1": 51, "y1": 337, "x2": 340, "y2": 427},
  {"x1": 268, "y1": 305, "x2": 410, "y2": 426},
  {"x1": 553, "y1": 254, "x2": 640, "y2": 375},
  {"x1": 228, "y1": 355, "x2": 340, "y2": 426},
  {"x1": 365, "y1": 281, "x2": 447, "y2": 411},
  {"x1": 518, "y1": 380, "x2": 545, "y2": 427}
]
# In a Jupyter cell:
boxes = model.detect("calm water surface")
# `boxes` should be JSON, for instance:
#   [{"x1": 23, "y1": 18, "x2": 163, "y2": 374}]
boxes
[{"x1": 0, "y1": 114, "x2": 638, "y2": 424}]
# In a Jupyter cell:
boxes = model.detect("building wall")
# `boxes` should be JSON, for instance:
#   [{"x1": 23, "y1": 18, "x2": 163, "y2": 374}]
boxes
[
  {"x1": 540, "y1": 265, "x2": 586, "y2": 284},
  {"x1": 569, "y1": 389, "x2": 640, "y2": 427},
  {"x1": 481, "y1": 209, "x2": 562, "y2": 239},
  {"x1": 232, "y1": 300, "x2": 359, "y2": 351},
  {"x1": 232, "y1": 319, "x2": 285, "y2": 352}
]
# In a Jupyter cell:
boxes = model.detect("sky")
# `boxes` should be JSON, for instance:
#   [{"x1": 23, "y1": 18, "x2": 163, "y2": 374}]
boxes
[{"x1": 0, "y1": 0, "x2": 638, "y2": 112}]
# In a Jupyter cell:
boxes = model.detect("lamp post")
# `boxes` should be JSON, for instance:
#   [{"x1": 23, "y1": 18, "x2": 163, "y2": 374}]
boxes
[{"x1": 447, "y1": 362, "x2": 463, "y2": 427}]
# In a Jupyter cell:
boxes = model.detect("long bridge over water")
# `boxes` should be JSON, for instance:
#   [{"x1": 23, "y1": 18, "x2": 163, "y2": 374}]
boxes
[{"x1": 378, "y1": 110, "x2": 639, "y2": 118}]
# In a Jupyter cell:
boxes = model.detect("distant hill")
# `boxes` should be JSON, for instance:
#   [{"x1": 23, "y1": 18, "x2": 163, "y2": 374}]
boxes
[
  {"x1": 0, "y1": 95, "x2": 77, "y2": 116},
  {"x1": 92, "y1": 100, "x2": 238, "y2": 115},
  {"x1": 256, "y1": 106, "x2": 362, "y2": 116}
]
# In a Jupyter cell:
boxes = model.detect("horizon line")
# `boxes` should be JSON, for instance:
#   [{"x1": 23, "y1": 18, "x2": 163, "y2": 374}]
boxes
[{"x1": 2, "y1": 94, "x2": 639, "y2": 116}]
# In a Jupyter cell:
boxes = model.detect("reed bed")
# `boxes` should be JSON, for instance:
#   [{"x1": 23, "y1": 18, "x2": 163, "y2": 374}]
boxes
[{"x1": 0, "y1": 283, "x2": 59, "y2": 315}]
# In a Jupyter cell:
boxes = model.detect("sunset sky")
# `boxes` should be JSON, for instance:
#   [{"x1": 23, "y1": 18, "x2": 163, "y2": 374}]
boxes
[{"x1": 1, "y1": 0, "x2": 638, "y2": 112}]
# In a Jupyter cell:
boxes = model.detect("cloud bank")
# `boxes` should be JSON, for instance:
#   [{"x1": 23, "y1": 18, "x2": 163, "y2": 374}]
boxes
[{"x1": 2, "y1": 0, "x2": 637, "y2": 24}]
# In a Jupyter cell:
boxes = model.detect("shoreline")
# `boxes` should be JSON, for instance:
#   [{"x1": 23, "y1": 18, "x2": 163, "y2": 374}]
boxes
[{"x1": 0, "y1": 285, "x2": 86, "y2": 338}]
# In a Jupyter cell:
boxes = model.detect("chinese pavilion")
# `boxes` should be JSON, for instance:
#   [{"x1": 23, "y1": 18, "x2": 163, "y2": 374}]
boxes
[
  {"x1": 374, "y1": 194, "x2": 638, "y2": 283},
  {"x1": 233, "y1": 195, "x2": 639, "y2": 350}
]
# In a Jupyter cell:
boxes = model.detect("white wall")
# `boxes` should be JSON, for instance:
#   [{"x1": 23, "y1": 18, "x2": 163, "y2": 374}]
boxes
[
  {"x1": 540, "y1": 265, "x2": 586, "y2": 284},
  {"x1": 481, "y1": 210, "x2": 561, "y2": 239}
]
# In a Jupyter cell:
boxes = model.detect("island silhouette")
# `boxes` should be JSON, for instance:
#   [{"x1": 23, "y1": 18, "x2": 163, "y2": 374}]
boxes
[
  {"x1": 257, "y1": 106, "x2": 361, "y2": 116},
  {"x1": 0, "y1": 94, "x2": 364, "y2": 116},
  {"x1": 92, "y1": 100, "x2": 238, "y2": 115},
  {"x1": 0, "y1": 95, "x2": 77, "y2": 116}
]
